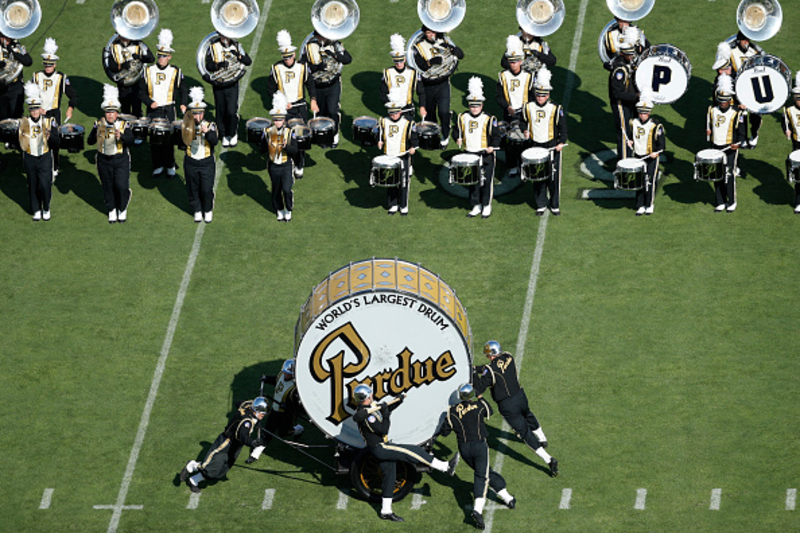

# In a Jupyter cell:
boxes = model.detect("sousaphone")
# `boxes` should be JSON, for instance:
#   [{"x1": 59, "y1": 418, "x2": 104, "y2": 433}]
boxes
[
  {"x1": 517, "y1": 0, "x2": 565, "y2": 38},
  {"x1": 197, "y1": 0, "x2": 260, "y2": 86},
  {"x1": 597, "y1": 0, "x2": 654, "y2": 64},
  {"x1": 406, "y1": 0, "x2": 466, "y2": 81},
  {"x1": 0, "y1": 0, "x2": 42, "y2": 84},
  {"x1": 102, "y1": 0, "x2": 159, "y2": 87},
  {"x1": 736, "y1": 0, "x2": 781, "y2": 42},
  {"x1": 299, "y1": 0, "x2": 360, "y2": 85}
]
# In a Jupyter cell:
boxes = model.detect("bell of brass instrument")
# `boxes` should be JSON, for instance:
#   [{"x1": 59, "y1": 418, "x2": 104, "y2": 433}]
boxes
[
  {"x1": 300, "y1": 0, "x2": 360, "y2": 85},
  {"x1": 597, "y1": 0, "x2": 654, "y2": 64},
  {"x1": 517, "y1": 0, "x2": 565, "y2": 38},
  {"x1": 0, "y1": 0, "x2": 41, "y2": 84},
  {"x1": 197, "y1": 0, "x2": 260, "y2": 86},
  {"x1": 736, "y1": 0, "x2": 781, "y2": 42},
  {"x1": 102, "y1": 0, "x2": 159, "y2": 87},
  {"x1": 406, "y1": 0, "x2": 466, "y2": 81}
]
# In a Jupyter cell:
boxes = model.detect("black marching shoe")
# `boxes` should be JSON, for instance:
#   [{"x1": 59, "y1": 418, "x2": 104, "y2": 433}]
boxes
[
  {"x1": 187, "y1": 480, "x2": 201, "y2": 494},
  {"x1": 244, "y1": 456, "x2": 257, "y2": 464},
  {"x1": 379, "y1": 512, "x2": 404, "y2": 522},
  {"x1": 507, "y1": 497, "x2": 516, "y2": 509},
  {"x1": 549, "y1": 458, "x2": 559, "y2": 477},
  {"x1": 472, "y1": 510, "x2": 485, "y2": 530},
  {"x1": 447, "y1": 452, "x2": 460, "y2": 476}
]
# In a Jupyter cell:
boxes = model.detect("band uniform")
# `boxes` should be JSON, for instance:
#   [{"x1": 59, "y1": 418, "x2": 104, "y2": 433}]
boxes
[
  {"x1": 378, "y1": 110, "x2": 418, "y2": 214},
  {"x1": 19, "y1": 111, "x2": 59, "y2": 219},
  {"x1": 521, "y1": 92, "x2": 567, "y2": 214},
  {"x1": 303, "y1": 32, "x2": 352, "y2": 145},
  {"x1": 88, "y1": 114, "x2": 135, "y2": 220},
  {"x1": 107, "y1": 37, "x2": 154, "y2": 117},
  {"x1": 205, "y1": 36, "x2": 252, "y2": 146}
]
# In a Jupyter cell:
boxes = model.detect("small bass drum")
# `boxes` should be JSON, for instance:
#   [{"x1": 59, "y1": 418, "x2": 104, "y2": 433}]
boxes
[
  {"x1": 148, "y1": 118, "x2": 172, "y2": 145},
  {"x1": 787, "y1": 150, "x2": 800, "y2": 184},
  {"x1": 693, "y1": 149, "x2": 726, "y2": 182},
  {"x1": 0, "y1": 118, "x2": 20, "y2": 150},
  {"x1": 520, "y1": 147, "x2": 552, "y2": 182},
  {"x1": 352, "y1": 116, "x2": 378, "y2": 147},
  {"x1": 416, "y1": 121, "x2": 442, "y2": 150},
  {"x1": 58, "y1": 123, "x2": 85, "y2": 153},
  {"x1": 289, "y1": 118, "x2": 312, "y2": 151},
  {"x1": 614, "y1": 158, "x2": 646, "y2": 190},
  {"x1": 246, "y1": 117, "x2": 272, "y2": 144},
  {"x1": 449, "y1": 153, "x2": 481, "y2": 186},
  {"x1": 369, "y1": 155, "x2": 402, "y2": 187},
  {"x1": 309, "y1": 117, "x2": 336, "y2": 148}
]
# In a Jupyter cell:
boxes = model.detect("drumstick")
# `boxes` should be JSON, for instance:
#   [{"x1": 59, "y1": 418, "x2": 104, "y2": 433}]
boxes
[
  {"x1": 548, "y1": 143, "x2": 569, "y2": 152},
  {"x1": 638, "y1": 149, "x2": 662, "y2": 161}
]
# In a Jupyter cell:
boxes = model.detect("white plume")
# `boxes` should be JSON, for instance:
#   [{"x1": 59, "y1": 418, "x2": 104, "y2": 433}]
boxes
[
  {"x1": 277, "y1": 29, "x2": 292, "y2": 49},
  {"x1": 506, "y1": 34, "x2": 523, "y2": 56},
  {"x1": 467, "y1": 76, "x2": 484, "y2": 101},
  {"x1": 390, "y1": 33, "x2": 405, "y2": 55},
  {"x1": 24, "y1": 81, "x2": 41, "y2": 101},
  {"x1": 637, "y1": 90, "x2": 655, "y2": 109},
  {"x1": 621, "y1": 26, "x2": 640, "y2": 47},
  {"x1": 271, "y1": 91, "x2": 288, "y2": 113},
  {"x1": 795, "y1": 71, "x2": 800, "y2": 88},
  {"x1": 189, "y1": 86, "x2": 204, "y2": 105},
  {"x1": 717, "y1": 73, "x2": 735, "y2": 95},
  {"x1": 712, "y1": 41, "x2": 731, "y2": 70},
  {"x1": 43, "y1": 37, "x2": 58, "y2": 56},
  {"x1": 536, "y1": 66, "x2": 552, "y2": 90},
  {"x1": 387, "y1": 86, "x2": 405, "y2": 107},
  {"x1": 158, "y1": 28, "x2": 174, "y2": 50},
  {"x1": 102, "y1": 83, "x2": 120, "y2": 107}
]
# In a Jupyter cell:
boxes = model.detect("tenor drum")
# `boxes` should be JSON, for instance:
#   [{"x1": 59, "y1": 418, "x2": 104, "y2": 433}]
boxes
[
  {"x1": 58, "y1": 124, "x2": 85, "y2": 153},
  {"x1": 148, "y1": 118, "x2": 172, "y2": 145},
  {"x1": 309, "y1": 117, "x2": 336, "y2": 148},
  {"x1": 294, "y1": 258, "x2": 473, "y2": 450},
  {"x1": 352, "y1": 116, "x2": 378, "y2": 147},
  {"x1": 123, "y1": 115, "x2": 150, "y2": 142},
  {"x1": 634, "y1": 44, "x2": 692, "y2": 104},
  {"x1": 449, "y1": 153, "x2": 481, "y2": 186},
  {"x1": 787, "y1": 151, "x2": 800, "y2": 184},
  {"x1": 693, "y1": 149, "x2": 726, "y2": 182},
  {"x1": 0, "y1": 118, "x2": 20, "y2": 148},
  {"x1": 369, "y1": 155, "x2": 402, "y2": 187},
  {"x1": 171, "y1": 120, "x2": 186, "y2": 150},
  {"x1": 735, "y1": 54, "x2": 792, "y2": 114},
  {"x1": 520, "y1": 147, "x2": 551, "y2": 182},
  {"x1": 614, "y1": 158, "x2": 646, "y2": 190},
  {"x1": 503, "y1": 120, "x2": 527, "y2": 150},
  {"x1": 494, "y1": 120, "x2": 509, "y2": 140},
  {"x1": 246, "y1": 117, "x2": 272, "y2": 144},
  {"x1": 289, "y1": 118, "x2": 312, "y2": 150},
  {"x1": 416, "y1": 121, "x2": 442, "y2": 150}
]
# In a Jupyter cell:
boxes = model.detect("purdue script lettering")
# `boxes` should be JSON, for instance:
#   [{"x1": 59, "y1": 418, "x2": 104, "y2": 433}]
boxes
[
  {"x1": 309, "y1": 322, "x2": 457, "y2": 425},
  {"x1": 314, "y1": 294, "x2": 449, "y2": 332}
]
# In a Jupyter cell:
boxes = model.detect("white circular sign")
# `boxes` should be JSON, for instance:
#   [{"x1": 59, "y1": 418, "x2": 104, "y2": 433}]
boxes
[
  {"x1": 635, "y1": 46, "x2": 691, "y2": 104},
  {"x1": 735, "y1": 57, "x2": 791, "y2": 114}
]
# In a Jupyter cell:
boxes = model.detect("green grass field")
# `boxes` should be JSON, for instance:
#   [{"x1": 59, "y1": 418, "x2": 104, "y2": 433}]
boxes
[{"x1": 1, "y1": 0, "x2": 798, "y2": 531}]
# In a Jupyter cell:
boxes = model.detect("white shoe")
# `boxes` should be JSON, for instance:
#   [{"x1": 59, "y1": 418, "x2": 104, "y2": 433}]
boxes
[
  {"x1": 388, "y1": 206, "x2": 398, "y2": 215},
  {"x1": 645, "y1": 205, "x2": 654, "y2": 215},
  {"x1": 32, "y1": 210, "x2": 42, "y2": 221},
  {"x1": 748, "y1": 136, "x2": 758, "y2": 148},
  {"x1": 714, "y1": 204, "x2": 725, "y2": 212},
  {"x1": 204, "y1": 211, "x2": 213, "y2": 223},
  {"x1": 636, "y1": 206, "x2": 646, "y2": 216},
  {"x1": 400, "y1": 207, "x2": 409, "y2": 216},
  {"x1": 42, "y1": 210, "x2": 51, "y2": 221},
  {"x1": 53, "y1": 169, "x2": 59, "y2": 178},
  {"x1": 409, "y1": 164, "x2": 414, "y2": 177},
  {"x1": 167, "y1": 167, "x2": 176, "y2": 177},
  {"x1": 795, "y1": 204, "x2": 800, "y2": 214},
  {"x1": 194, "y1": 211, "x2": 202, "y2": 223},
  {"x1": 467, "y1": 205, "x2": 481, "y2": 218},
  {"x1": 222, "y1": 137, "x2": 230, "y2": 148},
  {"x1": 152, "y1": 167, "x2": 164, "y2": 177},
  {"x1": 277, "y1": 210, "x2": 285, "y2": 221},
  {"x1": 108, "y1": 210, "x2": 118, "y2": 223},
  {"x1": 726, "y1": 202, "x2": 737, "y2": 212},
  {"x1": 481, "y1": 204, "x2": 492, "y2": 218},
  {"x1": 549, "y1": 206, "x2": 561, "y2": 216},
  {"x1": 294, "y1": 167, "x2": 304, "y2": 179},
  {"x1": 284, "y1": 210, "x2": 292, "y2": 221},
  {"x1": 440, "y1": 138, "x2": 449, "y2": 149},
  {"x1": 229, "y1": 134, "x2": 238, "y2": 147},
  {"x1": 118, "y1": 209, "x2": 127, "y2": 222},
  {"x1": 536, "y1": 207, "x2": 546, "y2": 216},
  {"x1": 134, "y1": 138, "x2": 143, "y2": 145},
  {"x1": 332, "y1": 133, "x2": 339, "y2": 147},
  {"x1": 292, "y1": 424, "x2": 304, "y2": 436}
]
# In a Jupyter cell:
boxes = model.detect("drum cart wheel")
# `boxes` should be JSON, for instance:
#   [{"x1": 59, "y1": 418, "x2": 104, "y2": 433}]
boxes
[{"x1": 349, "y1": 450, "x2": 417, "y2": 502}]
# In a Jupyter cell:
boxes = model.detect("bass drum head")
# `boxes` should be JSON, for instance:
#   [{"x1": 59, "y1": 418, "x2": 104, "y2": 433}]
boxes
[
  {"x1": 634, "y1": 45, "x2": 691, "y2": 104},
  {"x1": 735, "y1": 55, "x2": 791, "y2": 114}
]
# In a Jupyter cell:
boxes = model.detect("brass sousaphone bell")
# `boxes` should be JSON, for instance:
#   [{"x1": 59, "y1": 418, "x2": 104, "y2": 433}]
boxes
[
  {"x1": 299, "y1": 0, "x2": 360, "y2": 85},
  {"x1": 0, "y1": 0, "x2": 42, "y2": 84},
  {"x1": 197, "y1": 0, "x2": 260, "y2": 86},
  {"x1": 102, "y1": 0, "x2": 159, "y2": 86},
  {"x1": 517, "y1": 0, "x2": 565, "y2": 38},
  {"x1": 406, "y1": 0, "x2": 466, "y2": 81},
  {"x1": 736, "y1": 0, "x2": 782, "y2": 42},
  {"x1": 597, "y1": 0, "x2": 654, "y2": 64}
]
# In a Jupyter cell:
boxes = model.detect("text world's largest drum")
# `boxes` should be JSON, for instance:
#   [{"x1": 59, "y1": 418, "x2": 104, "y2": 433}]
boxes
[{"x1": 294, "y1": 258, "x2": 473, "y2": 449}]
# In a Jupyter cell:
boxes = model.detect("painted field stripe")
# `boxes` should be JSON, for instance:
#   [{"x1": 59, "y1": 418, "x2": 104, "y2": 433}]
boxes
[
  {"x1": 411, "y1": 490, "x2": 427, "y2": 510},
  {"x1": 710, "y1": 488, "x2": 722, "y2": 510},
  {"x1": 483, "y1": 1, "x2": 588, "y2": 530},
  {"x1": 559, "y1": 488, "x2": 572, "y2": 510},
  {"x1": 787, "y1": 488, "x2": 796, "y2": 511},
  {"x1": 337, "y1": 491, "x2": 349, "y2": 510},
  {"x1": 634, "y1": 488, "x2": 647, "y2": 510},
  {"x1": 262, "y1": 489, "x2": 276, "y2": 510},
  {"x1": 94, "y1": 505, "x2": 143, "y2": 510},
  {"x1": 186, "y1": 492, "x2": 201, "y2": 510},
  {"x1": 39, "y1": 488, "x2": 54, "y2": 509},
  {"x1": 104, "y1": 3, "x2": 273, "y2": 532}
]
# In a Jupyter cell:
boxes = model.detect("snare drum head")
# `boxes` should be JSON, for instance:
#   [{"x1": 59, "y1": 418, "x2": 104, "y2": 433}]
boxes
[
  {"x1": 696, "y1": 148, "x2": 724, "y2": 162},
  {"x1": 288, "y1": 118, "x2": 306, "y2": 128},
  {"x1": 309, "y1": 117, "x2": 335, "y2": 132},
  {"x1": 451, "y1": 153, "x2": 479, "y2": 165},
  {"x1": 789, "y1": 150, "x2": 800, "y2": 164},
  {"x1": 58, "y1": 123, "x2": 85, "y2": 135},
  {"x1": 293, "y1": 125, "x2": 311, "y2": 138},
  {"x1": 247, "y1": 117, "x2": 272, "y2": 129},
  {"x1": 417, "y1": 122, "x2": 441, "y2": 136},
  {"x1": 617, "y1": 158, "x2": 645, "y2": 171},
  {"x1": 119, "y1": 114, "x2": 137, "y2": 123},
  {"x1": 735, "y1": 54, "x2": 791, "y2": 114},
  {"x1": 522, "y1": 147, "x2": 550, "y2": 162},
  {"x1": 373, "y1": 154, "x2": 401, "y2": 167},
  {"x1": 353, "y1": 116, "x2": 378, "y2": 129},
  {"x1": 635, "y1": 44, "x2": 691, "y2": 104}
]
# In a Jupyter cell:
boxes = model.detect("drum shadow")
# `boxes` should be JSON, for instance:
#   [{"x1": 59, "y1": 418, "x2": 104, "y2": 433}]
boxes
[
  {"x1": 350, "y1": 71, "x2": 387, "y2": 117},
  {"x1": 53, "y1": 157, "x2": 106, "y2": 214},
  {"x1": 67, "y1": 76, "x2": 105, "y2": 119},
  {"x1": 660, "y1": 155, "x2": 710, "y2": 206},
  {"x1": 657, "y1": 114, "x2": 706, "y2": 159},
  {"x1": 0, "y1": 152, "x2": 30, "y2": 212},
  {"x1": 746, "y1": 158, "x2": 792, "y2": 206},
  {"x1": 325, "y1": 147, "x2": 374, "y2": 186},
  {"x1": 224, "y1": 150, "x2": 272, "y2": 212}
]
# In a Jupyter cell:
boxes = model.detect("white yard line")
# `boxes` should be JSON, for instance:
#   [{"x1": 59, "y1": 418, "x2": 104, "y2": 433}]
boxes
[
  {"x1": 337, "y1": 491, "x2": 349, "y2": 510},
  {"x1": 634, "y1": 488, "x2": 647, "y2": 510},
  {"x1": 261, "y1": 489, "x2": 276, "y2": 510},
  {"x1": 559, "y1": 488, "x2": 573, "y2": 510},
  {"x1": 710, "y1": 488, "x2": 722, "y2": 510},
  {"x1": 38, "y1": 488, "x2": 54, "y2": 510},
  {"x1": 186, "y1": 492, "x2": 201, "y2": 510},
  {"x1": 787, "y1": 489, "x2": 797, "y2": 511},
  {"x1": 103, "y1": 3, "x2": 273, "y2": 532},
  {"x1": 411, "y1": 489, "x2": 427, "y2": 510},
  {"x1": 483, "y1": 0, "x2": 588, "y2": 530}
]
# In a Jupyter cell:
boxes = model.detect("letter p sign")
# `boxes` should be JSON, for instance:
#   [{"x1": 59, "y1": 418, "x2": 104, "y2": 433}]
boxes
[{"x1": 651, "y1": 65, "x2": 672, "y2": 92}]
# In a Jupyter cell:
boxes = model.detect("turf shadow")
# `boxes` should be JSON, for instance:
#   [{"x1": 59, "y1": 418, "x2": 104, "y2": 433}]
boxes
[
  {"x1": 224, "y1": 149, "x2": 273, "y2": 213},
  {"x1": 660, "y1": 155, "x2": 711, "y2": 206},
  {"x1": 53, "y1": 157, "x2": 106, "y2": 214},
  {"x1": 745, "y1": 157, "x2": 790, "y2": 206},
  {"x1": 67, "y1": 76, "x2": 104, "y2": 119},
  {"x1": 0, "y1": 152, "x2": 29, "y2": 213},
  {"x1": 350, "y1": 71, "x2": 386, "y2": 117}
]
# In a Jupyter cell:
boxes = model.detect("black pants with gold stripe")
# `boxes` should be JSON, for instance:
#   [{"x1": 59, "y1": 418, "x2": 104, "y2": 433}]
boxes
[
  {"x1": 97, "y1": 152, "x2": 131, "y2": 213},
  {"x1": 370, "y1": 442, "x2": 435, "y2": 498},
  {"x1": 497, "y1": 389, "x2": 543, "y2": 452},
  {"x1": 200, "y1": 432, "x2": 243, "y2": 479},
  {"x1": 184, "y1": 155, "x2": 215, "y2": 214},
  {"x1": 23, "y1": 151, "x2": 53, "y2": 213},
  {"x1": 459, "y1": 440, "x2": 507, "y2": 500}
]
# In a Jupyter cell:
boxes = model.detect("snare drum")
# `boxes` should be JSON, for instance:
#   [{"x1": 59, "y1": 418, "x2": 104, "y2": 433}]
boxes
[
  {"x1": 309, "y1": 117, "x2": 336, "y2": 147},
  {"x1": 634, "y1": 44, "x2": 692, "y2": 104},
  {"x1": 58, "y1": 123, "x2": 85, "y2": 153},
  {"x1": 0, "y1": 118, "x2": 20, "y2": 147},
  {"x1": 735, "y1": 54, "x2": 791, "y2": 114},
  {"x1": 246, "y1": 117, "x2": 272, "y2": 144},
  {"x1": 614, "y1": 158, "x2": 646, "y2": 190},
  {"x1": 787, "y1": 151, "x2": 800, "y2": 184},
  {"x1": 693, "y1": 149, "x2": 726, "y2": 182},
  {"x1": 369, "y1": 155, "x2": 402, "y2": 187},
  {"x1": 352, "y1": 116, "x2": 378, "y2": 147},
  {"x1": 520, "y1": 147, "x2": 552, "y2": 182},
  {"x1": 416, "y1": 121, "x2": 442, "y2": 150},
  {"x1": 449, "y1": 153, "x2": 481, "y2": 186},
  {"x1": 148, "y1": 118, "x2": 172, "y2": 145},
  {"x1": 122, "y1": 115, "x2": 149, "y2": 142}
]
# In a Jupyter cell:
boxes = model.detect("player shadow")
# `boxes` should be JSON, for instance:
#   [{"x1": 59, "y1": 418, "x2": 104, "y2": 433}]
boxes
[
  {"x1": 746, "y1": 158, "x2": 790, "y2": 206},
  {"x1": 54, "y1": 156, "x2": 107, "y2": 213},
  {"x1": 486, "y1": 430, "x2": 551, "y2": 476},
  {"x1": 351, "y1": 71, "x2": 386, "y2": 117},
  {"x1": 250, "y1": 76, "x2": 273, "y2": 115},
  {"x1": 660, "y1": 153, "x2": 711, "y2": 206},
  {"x1": 224, "y1": 149, "x2": 273, "y2": 212},
  {"x1": 670, "y1": 77, "x2": 715, "y2": 154},
  {"x1": 564, "y1": 73, "x2": 617, "y2": 155},
  {"x1": 67, "y1": 76, "x2": 105, "y2": 119},
  {"x1": 136, "y1": 170, "x2": 191, "y2": 215},
  {"x1": 0, "y1": 153, "x2": 30, "y2": 212}
]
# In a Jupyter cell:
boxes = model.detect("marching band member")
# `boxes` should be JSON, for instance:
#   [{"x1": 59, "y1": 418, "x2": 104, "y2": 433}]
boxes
[
  {"x1": 521, "y1": 67, "x2": 567, "y2": 216},
  {"x1": 782, "y1": 76, "x2": 800, "y2": 214},
  {"x1": 706, "y1": 74, "x2": 745, "y2": 213},
  {"x1": 351, "y1": 384, "x2": 458, "y2": 522},
  {"x1": 378, "y1": 87, "x2": 418, "y2": 216},
  {"x1": 414, "y1": 25, "x2": 464, "y2": 149},
  {"x1": 302, "y1": 29, "x2": 352, "y2": 148},
  {"x1": 711, "y1": 41, "x2": 733, "y2": 99},
  {"x1": 0, "y1": 32, "x2": 33, "y2": 121},
  {"x1": 608, "y1": 26, "x2": 640, "y2": 163},
  {"x1": 602, "y1": 17, "x2": 649, "y2": 71},
  {"x1": 439, "y1": 384, "x2": 517, "y2": 531},
  {"x1": 183, "y1": 87, "x2": 218, "y2": 223},
  {"x1": 19, "y1": 82, "x2": 59, "y2": 221},
  {"x1": 88, "y1": 85, "x2": 135, "y2": 223},
  {"x1": 499, "y1": 27, "x2": 556, "y2": 71},
  {"x1": 728, "y1": 32, "x2": 761, "y2": 148},
  {"x1": 107, "y1": 34, "x2": 155, "y2": 119},
  {"x1": 32, "y1": 38, "x2": 77, "y2": 177},
  {"x1": 626, "y1": 93, "x2": 664, "y2": 216},
  {"x1": 496, "y1": 35, "x2": 535, "y2": 177},
  {"x1": 267, "y1": 30, "x2": 317, "y2": 179},
  {"x1": 205, "y1": 33, "x2": 251, "y2": 147},
  {"x1": 455, "y1": 77, "x2": 501, "y2": 219},
  {"x1": 138, "y1": 29, "x2": 188, "y2": 178},
  {"x1": 380, "y1": 34, "x2": 419, "y2": 122},
  {"x1": 260, "y1": 91, "x2": 299, "y2": 222}
]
